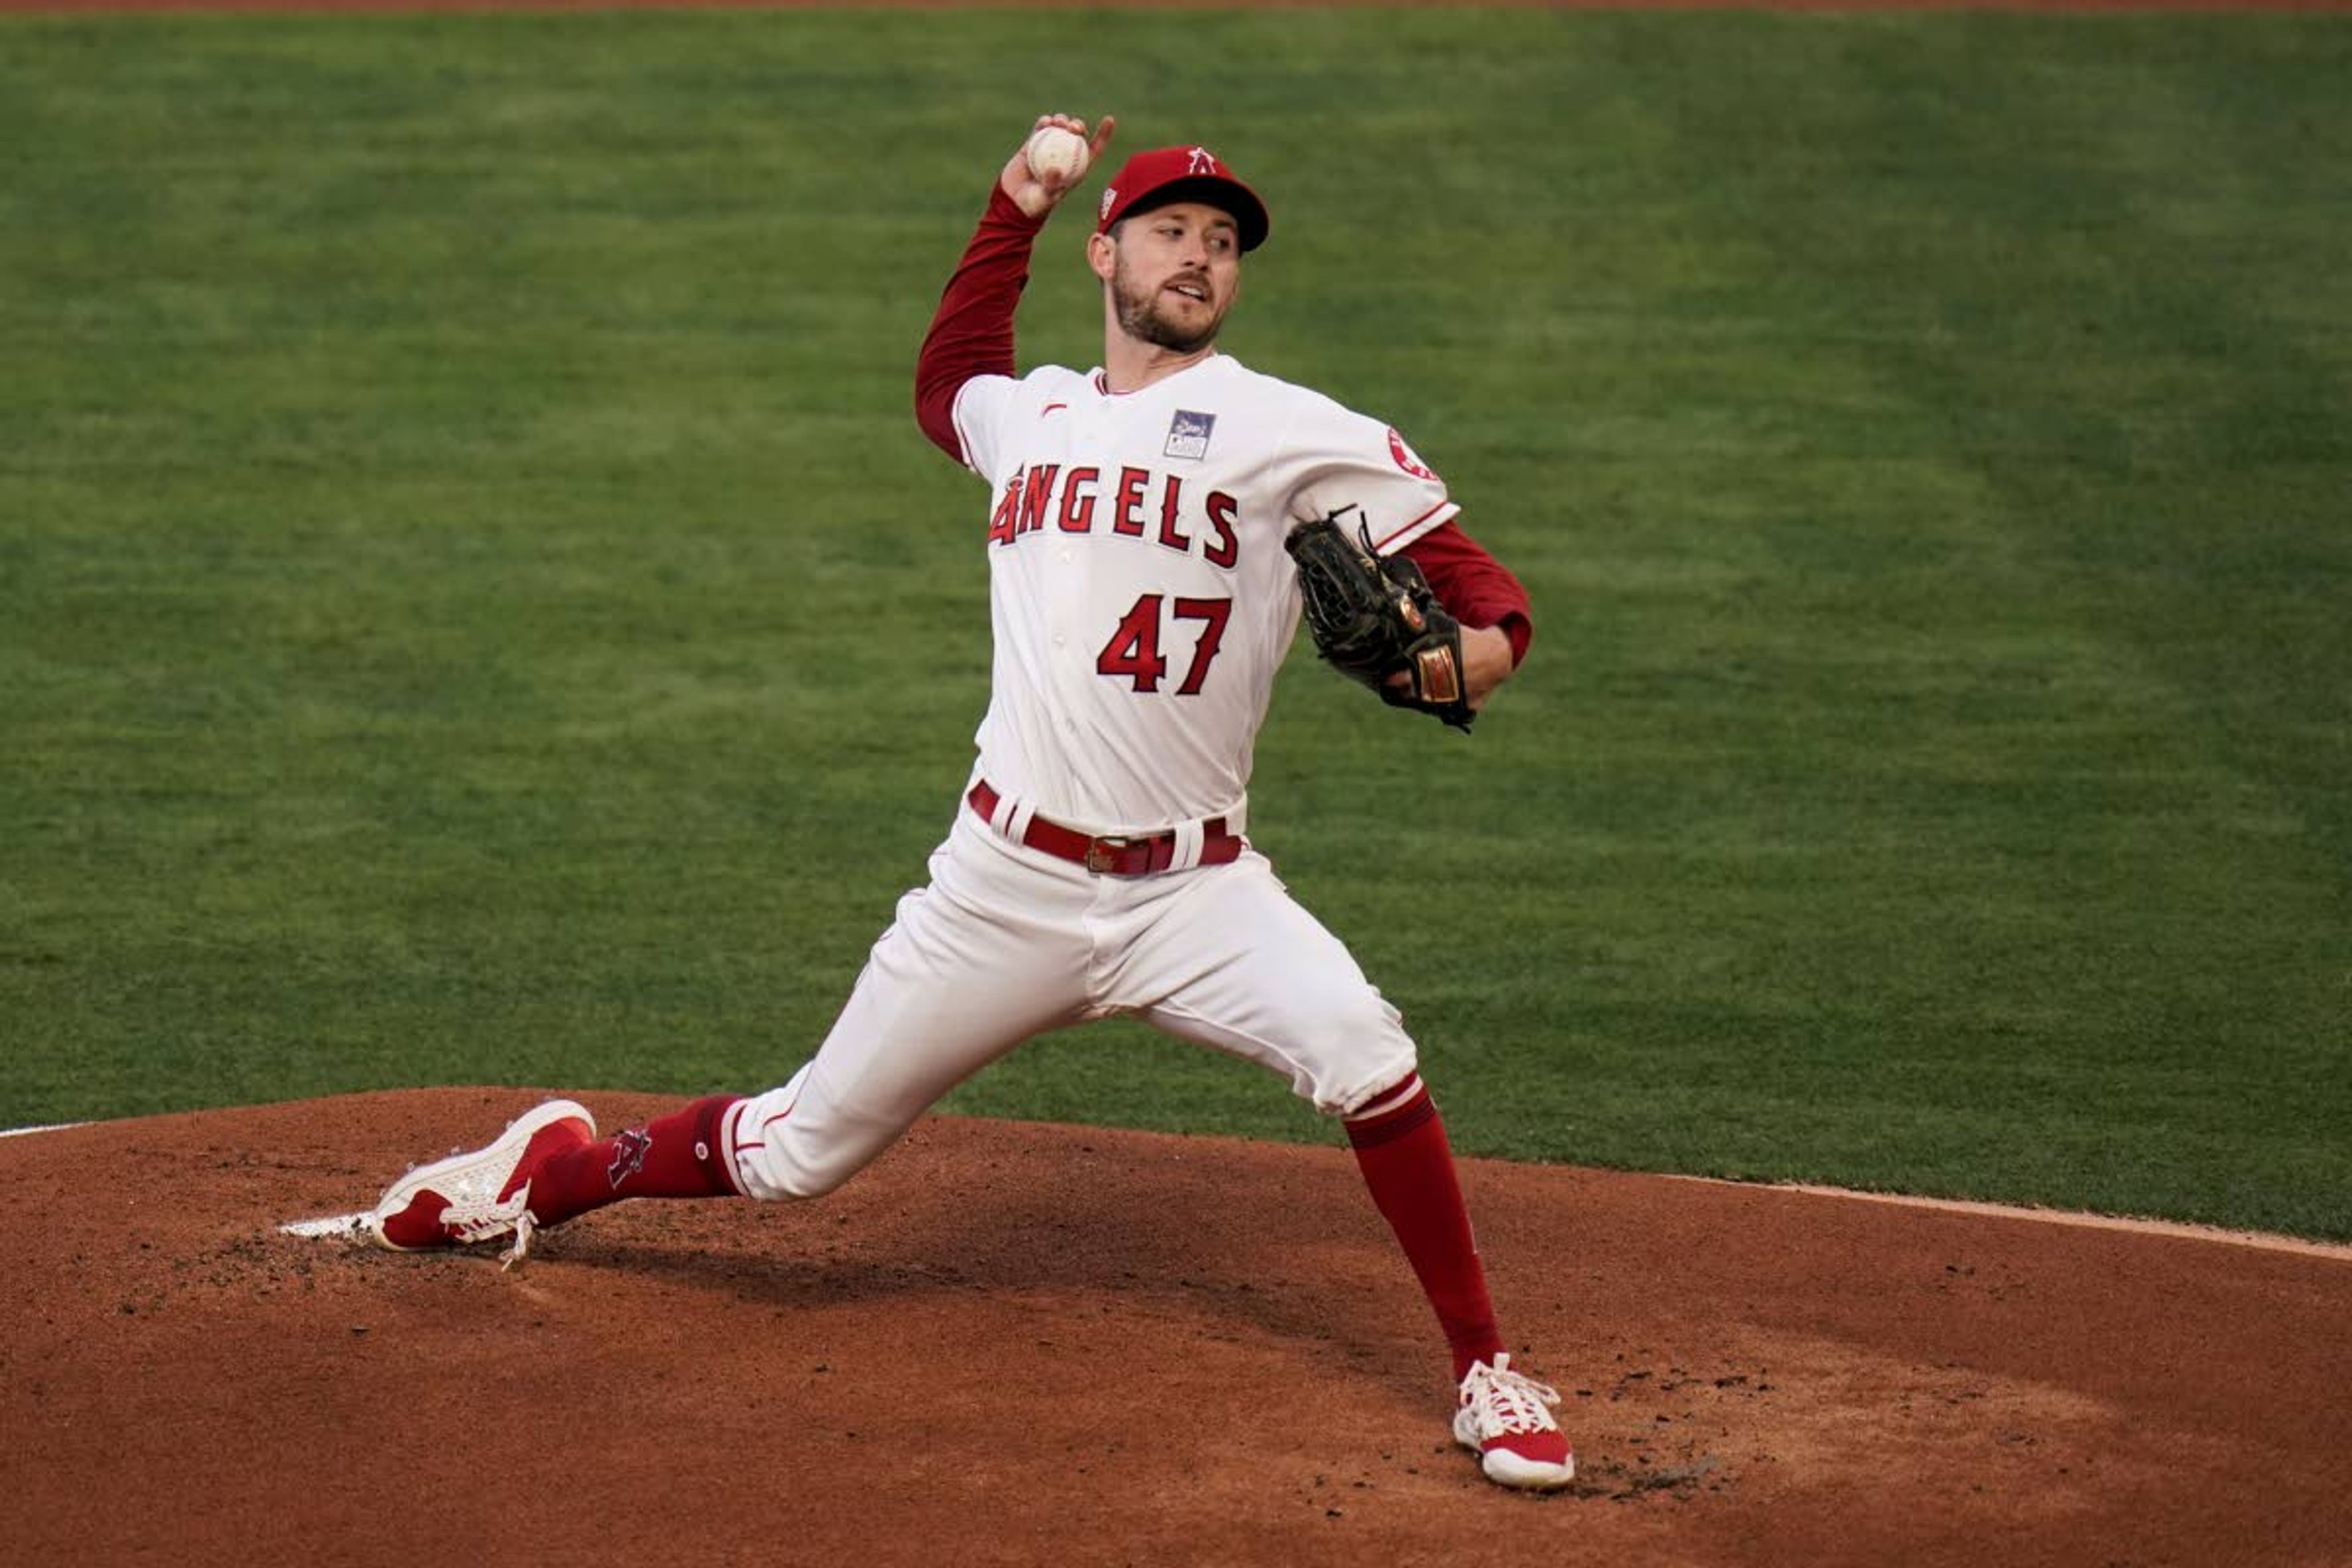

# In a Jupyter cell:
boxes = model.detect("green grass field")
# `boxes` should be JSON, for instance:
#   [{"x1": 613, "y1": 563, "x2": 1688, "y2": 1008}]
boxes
[{"x1": 3, "y1": 8, "x2": 2346, "y2": 1237}]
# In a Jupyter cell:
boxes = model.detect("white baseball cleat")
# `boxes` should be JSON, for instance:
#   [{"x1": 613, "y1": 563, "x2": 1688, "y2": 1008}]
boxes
[
  {"x1": 1454, "y1": 1353, "x2": 1576, "y2": 1491},
  {"x1": 364, "y1": 1099, "x2": 595, "y2": 1270}
]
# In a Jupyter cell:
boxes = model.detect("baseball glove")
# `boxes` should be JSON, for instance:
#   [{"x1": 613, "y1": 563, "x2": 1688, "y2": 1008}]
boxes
[{"x1": 1286, "y1": 511, "x2": 1476, "y2": 733}]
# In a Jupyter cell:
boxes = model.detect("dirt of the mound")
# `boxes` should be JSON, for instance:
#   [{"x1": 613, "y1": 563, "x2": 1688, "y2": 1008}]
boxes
[{"x1": 4, "y1": 1089, "x2": 2350, "y2": 1568}]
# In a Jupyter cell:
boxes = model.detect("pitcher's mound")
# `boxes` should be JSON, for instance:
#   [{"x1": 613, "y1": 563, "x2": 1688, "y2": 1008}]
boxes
[{"x1": 4, "y1": 1088, "x2": 2346, "y2": 1567}]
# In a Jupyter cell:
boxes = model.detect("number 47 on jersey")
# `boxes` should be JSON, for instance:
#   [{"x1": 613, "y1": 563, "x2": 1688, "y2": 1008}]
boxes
[{"x1": 1096, "y1": 594, "x2": 1232, "y2": 696}]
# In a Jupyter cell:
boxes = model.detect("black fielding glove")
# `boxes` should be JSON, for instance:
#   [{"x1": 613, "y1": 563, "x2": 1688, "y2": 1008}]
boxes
[{"x1": 1286, "y1": 511, "x2": 1475, "y2": 733}]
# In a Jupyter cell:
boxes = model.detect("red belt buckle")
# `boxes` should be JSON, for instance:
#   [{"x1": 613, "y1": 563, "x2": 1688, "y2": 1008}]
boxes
[{"x1": 1085, "y1": 837, "x2": 1132, "y2": 875}]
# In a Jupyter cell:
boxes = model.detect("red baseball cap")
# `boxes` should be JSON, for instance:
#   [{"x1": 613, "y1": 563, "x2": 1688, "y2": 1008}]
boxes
[{"x1": 1094, "y1": 144, "x2": 1271, "y2": 252}]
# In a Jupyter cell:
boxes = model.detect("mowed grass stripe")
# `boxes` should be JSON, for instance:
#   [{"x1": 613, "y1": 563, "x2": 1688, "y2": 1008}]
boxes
[{"x1": 0, "y1": 10, "x2": 2344, "y2": 1235}]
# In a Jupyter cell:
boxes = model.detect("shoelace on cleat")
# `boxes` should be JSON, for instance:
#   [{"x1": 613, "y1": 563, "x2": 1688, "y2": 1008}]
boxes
[
  {"x1": 441, "y1": 1181, "x2": 541, "y2": 1272},
  {"x1": 1462, "y1": 1354, "x2": 1563, "y2": 1438},
  {"x1": 440, "y1": 1187, "x2": 529, "y2": 1246},
  {"x1": 415, "y1": 1187, "x2": 540, "y2": 1270},
  {"x1": 496, "y1": 1210, "x2": 537, "y2": 1273}
]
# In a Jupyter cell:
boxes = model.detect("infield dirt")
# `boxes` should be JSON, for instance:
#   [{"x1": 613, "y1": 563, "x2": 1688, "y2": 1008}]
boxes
[{"x1": 6, "y1": 1089, "x2": 2351, "y2": 1567}]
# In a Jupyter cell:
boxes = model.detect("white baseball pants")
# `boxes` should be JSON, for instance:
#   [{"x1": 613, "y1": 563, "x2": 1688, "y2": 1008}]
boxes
[{"x1": 720, "y1": 799, "x2": 1418, "y2": 1201}]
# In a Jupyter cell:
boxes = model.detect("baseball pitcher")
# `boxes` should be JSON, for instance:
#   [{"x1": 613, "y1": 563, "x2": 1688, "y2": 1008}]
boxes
[{"x1": 359, "y1": 114, "x2": 1572, "y2": 1491}]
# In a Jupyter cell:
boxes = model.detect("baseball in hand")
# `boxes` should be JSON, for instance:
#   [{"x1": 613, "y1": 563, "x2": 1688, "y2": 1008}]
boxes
[{"x1": 1025, "y1": 125, "x2": 1091, "y2": 187}]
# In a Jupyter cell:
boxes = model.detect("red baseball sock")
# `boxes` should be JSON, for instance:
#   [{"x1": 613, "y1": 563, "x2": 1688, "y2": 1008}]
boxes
[
  {"x1": 1345, "y1": 1076, "x2": 1507, "y2": 1383},
  {"x1": 522, "y1": 1094, "x2": 746, "y2": 1227}
]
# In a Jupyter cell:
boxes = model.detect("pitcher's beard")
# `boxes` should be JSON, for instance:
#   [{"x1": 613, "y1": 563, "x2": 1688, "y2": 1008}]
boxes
[{"x1": 1113, "y1": 269, "x2": 1222, "y2": 355}]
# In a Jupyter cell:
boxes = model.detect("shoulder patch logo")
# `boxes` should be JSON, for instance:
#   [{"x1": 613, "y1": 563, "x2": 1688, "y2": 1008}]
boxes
[
  {"x1": 1165, "y1": 409, "x2": 1216, "y2": 461},
  {"x1": 1387, "y1": 428, "x2": 1436, "y2": 481}
]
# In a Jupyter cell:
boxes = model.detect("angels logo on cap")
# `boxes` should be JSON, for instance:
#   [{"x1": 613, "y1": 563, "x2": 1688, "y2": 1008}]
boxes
[{"x1": 1095, "y1": 145, "x2": 1271, "y2": 252}]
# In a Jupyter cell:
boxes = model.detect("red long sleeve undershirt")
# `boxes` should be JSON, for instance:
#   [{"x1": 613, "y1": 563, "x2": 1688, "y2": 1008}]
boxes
[
  {"x1": 915, "y1": 184, "x2": 1038, "y2": 460},
  {"x1": 913, "y1": 186, "x2": 1533, "y2": 667}
]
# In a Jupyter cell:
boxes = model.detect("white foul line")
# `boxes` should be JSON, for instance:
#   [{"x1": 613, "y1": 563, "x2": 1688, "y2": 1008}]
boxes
[{"x1": 1668, "y1": 1174, "x2": 2352, "y2": 1262}]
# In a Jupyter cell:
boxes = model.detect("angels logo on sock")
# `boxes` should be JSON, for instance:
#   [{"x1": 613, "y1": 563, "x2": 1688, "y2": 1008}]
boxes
[{"x1": 606, "y1": 1128, "x2": 651, "y2": 1189}]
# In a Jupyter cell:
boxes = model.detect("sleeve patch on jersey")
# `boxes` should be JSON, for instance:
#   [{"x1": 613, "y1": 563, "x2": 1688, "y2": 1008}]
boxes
[
  {"x1": 1165, "y1": 410, "x2": 1218, "y2": 461},
  {"x1": 1387, "y1": 427, "x2": 1437, "y2": 481}
]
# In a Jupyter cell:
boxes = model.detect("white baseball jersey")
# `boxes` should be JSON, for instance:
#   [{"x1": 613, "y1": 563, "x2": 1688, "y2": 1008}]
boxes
[
  {"x1": 950, "y1": 352, "x2": 1458, "y2": 831},
  {"x1": 722, "y1": 349, "x2": 1446, "y2": 1201}
]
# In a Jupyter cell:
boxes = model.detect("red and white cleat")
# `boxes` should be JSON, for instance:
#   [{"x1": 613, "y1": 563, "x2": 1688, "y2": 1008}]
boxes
[
  {"x1": 1454, "y1": 1353, "x2": 1576, "y2": 1491},
  {"x1": 364, "y1": 1100, "x2": 595, "y2": 1270}
]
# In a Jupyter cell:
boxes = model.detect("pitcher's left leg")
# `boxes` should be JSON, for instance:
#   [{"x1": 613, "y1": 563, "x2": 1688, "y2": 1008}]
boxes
[
  {"x1": 1115, "y1": 852, "x2": 1572, "y2": 1490},
  {"x1": 1346, "y1": 1073, "x2": 1574, "y2": 1489}
]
